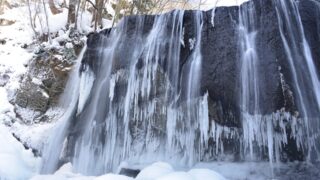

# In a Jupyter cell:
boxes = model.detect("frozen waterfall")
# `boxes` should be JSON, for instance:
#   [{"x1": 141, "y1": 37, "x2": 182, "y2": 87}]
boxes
[{"x1": 41, "y1": 0, "x2": 320, "y2": 177}]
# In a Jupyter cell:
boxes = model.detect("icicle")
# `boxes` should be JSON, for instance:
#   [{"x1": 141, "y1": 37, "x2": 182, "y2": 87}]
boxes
[
  {"x1": 199, "y1": 92, "x2": 209, "y2": 147},
  {"x1": 211, "y1": 1, "x2": 219, "y2": 28},
  {"x1": 267, "y1": 118, "x2": 274, "y2": 175}
]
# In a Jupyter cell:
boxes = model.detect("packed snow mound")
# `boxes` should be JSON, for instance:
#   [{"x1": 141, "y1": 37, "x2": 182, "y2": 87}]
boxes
[
  {"x1": 0, "y1": 124, "x2": 40, "y2": 180},
  {"x1": 0, "y1": 86, "x2": 16, "y2": 125},
  {"x1": 31, "y1": 162, "x2": 226, "y2": 180},
  {"x1": 136, "y1": 162, "x2": 174, "y2": 180},
  {"x1": 188, "y1": 169, "x2": 226, "y2": 180},
  {"x1": 156, "y1": 172, "x2": 193, "y2": 180},
  {"x1": 32, "y1": 163, "x2": 134, "y2": 180},
  {"x1": 95, "y1": 174, "x2": 134, "y2": 180},
  {"x1": 140, "y1": 163, "x2": 226, "y2": 180}
]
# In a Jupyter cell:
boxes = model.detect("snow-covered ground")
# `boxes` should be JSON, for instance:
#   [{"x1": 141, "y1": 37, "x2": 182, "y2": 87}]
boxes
[
  {"x1": 0, "y1": 123, "x2": 41, "y2": 179},
  {"x1": 0, "y1": 4, "x2": 33, "y2": 112},
  {"x1": 0, "y1": 3, "x2": 47, "y2": 180},
  {"x1": 29, "y1": 160, "x2": 320, "y2": 180}
]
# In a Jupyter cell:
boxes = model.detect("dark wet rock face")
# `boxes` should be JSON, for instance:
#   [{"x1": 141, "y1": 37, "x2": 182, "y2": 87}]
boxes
[
  {"x1": 83, "y1": 0, "x2": 293, "y2": 127},
  {"x1": 276, "y1": 162, "x2": 320, "y2": 180},
  {"x1": 299, "y1": 0, "x2": 320, "y2": 75},
  {"x1": 199, "y1": 7, "x2": 240, "y2": 127}
]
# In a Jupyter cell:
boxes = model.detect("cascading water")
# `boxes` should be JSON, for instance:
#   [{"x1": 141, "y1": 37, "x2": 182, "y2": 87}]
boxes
[
  {"x1": 238, "y1": 1, "x2": 261, "y2": 160},
  {"x1": 237, "y1": 0, "x2": 319, "y2": 168},
  {"x1": 238, "y1": 2, "x2": 279, "y2": 171},
  {"x1": 41, "y1": 10, "x2": 212, "y2": 175},
  {"x1": 40, "y1": 0, "x2": 320, "y2": 177},
  {"x1": 274, "y1": 0, "x2": 320, "y2": 161},
  {"x1": 41, "y1": 46, "x2": 86, "y2": 173}
]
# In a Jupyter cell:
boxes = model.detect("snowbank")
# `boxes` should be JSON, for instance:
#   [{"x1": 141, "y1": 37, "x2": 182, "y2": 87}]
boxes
[
  {"x1": 0, "y1": 4, "x2": 60, "y2": 180},
  {"x1": 0, "y1": 124, "x2": 40, "y2": 180},
  {"x1": 0, "y1": 86, "x2": 42, "y2": 180},
  {"x1": 136, "y1": 162, "x2": 174, "y2": 180},
  {"x1": 0, "y1": 87, "x2": 14, "y2": 116},
  {"x1": 31, "y1": 162, "x2": 226, "y2": 180},
  {"x1": 10, "y1": 120, "x2": 56, "y2": 151},
  {"x1": 136, "y1": 162, "x2": 226, "y2": 180},
  {"x1": 32, "y1": 163, "x2": 133, "y2": 180},
  {"x1": 0, "y1": 4, "x2": 34, "y2": 109},
  {"x1": 0, "y1": 86, "x2": 16, "y2": 126}
]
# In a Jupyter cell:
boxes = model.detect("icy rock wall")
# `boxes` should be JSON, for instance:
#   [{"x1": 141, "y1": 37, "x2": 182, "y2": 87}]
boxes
[{"x1": 41, "y1": 0, "x2": 320, "y2": 175}]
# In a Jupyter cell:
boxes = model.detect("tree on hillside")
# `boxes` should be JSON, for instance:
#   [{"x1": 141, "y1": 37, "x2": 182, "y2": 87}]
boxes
[
  {"x1": 24, "y1": 0, "x2": 195, "y2": 38},
  {"x1": 68, "y1": 0, "x2": 77, "y2": 25},
  {"x1": 49, "y1": 0, "x2": 62, "y2": 14}
]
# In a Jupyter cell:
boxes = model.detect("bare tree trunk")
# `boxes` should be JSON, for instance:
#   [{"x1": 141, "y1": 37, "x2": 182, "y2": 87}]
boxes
[
  {"x1": 111, "y1": 0, "x2": 121, "y2": 28},
  {"x1": 49, "y1": 0, "x2": 62, "y2": 14},
  {"x1": 0, "y1": 0, "x2": 4, "y2": 14},
  {"x1": 26, "y1": 0, "x2": 37, "y2": 36},
  {"x1": 92, "y1": 3, "x2": 96, "y2": 27},
  {"x1": 93, "y1": 0, "x2": 104, "y2": 31},
  {"x1": 74, "y1": 0, "x2": 82, "y2": 29},
  {"x1": 68, "y1": 0, "x2": 77, "y2": 25},
  {"x1": 42, "y1": 0, "x2": 51, "y2": 42},
  {"x1": 79, "y1": 0, "x2": 87, "y2": 30}
]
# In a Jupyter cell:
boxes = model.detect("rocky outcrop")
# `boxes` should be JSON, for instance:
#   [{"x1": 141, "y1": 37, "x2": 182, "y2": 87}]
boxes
[{"x1": 14, "y1": 32, "x2": 84, "y2": 124}]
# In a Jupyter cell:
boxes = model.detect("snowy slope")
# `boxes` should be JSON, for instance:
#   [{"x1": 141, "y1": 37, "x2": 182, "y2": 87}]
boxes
[
  {"x1": 0, "y1": 3, "x2": 60, "y2": 179},
  {"x1": 0, "y1": 123, "x2": 41, "y2": 179},
  {"x1": 0, "y1": 1, "x2": 103, "y2": 178},
  {"x1": 0, "y1": 5, "x2": 33, "y2": 103},
  {"x1": 0, "y1": 4, "x2": 44, "y2": 180}
]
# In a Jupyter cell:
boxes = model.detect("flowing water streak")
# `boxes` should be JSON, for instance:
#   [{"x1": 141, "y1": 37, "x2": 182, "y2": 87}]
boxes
[
  {"x1": 72, "y1": 10, "x2": 209, "y2": 173},
  {"x1": 184, "y1": 10, "x2": 204, "y2": 166},
  {"x1": 274, "y1": 0, "x2": 320, "y2": 161},
  {"x1": 69, "y1": 11, "x2": 192, "y2": 174},
  {"x1": 72, "y1": 27, "x2": 126, "y2": 174},
  {"x1": 41, "y1": 46, "x2": 86, "y2": 173},
  {"x1": 238, "y1": 1, "x2": 261, "y2": 160},
  {"x1": 210, "y1": 0, "x2": 219, "y2": 28},
  {"x1": 120, "y1": 11, "x2": 186, "y2": 163},
  {"x1": 238, "y1": 2, "x2": 280, "y2": 174}
]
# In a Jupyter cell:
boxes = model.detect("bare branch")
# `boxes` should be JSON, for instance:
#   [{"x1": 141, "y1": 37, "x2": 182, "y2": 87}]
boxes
[{"x1": 85, "y1": 0, "x2": 98, "y2": 10}]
